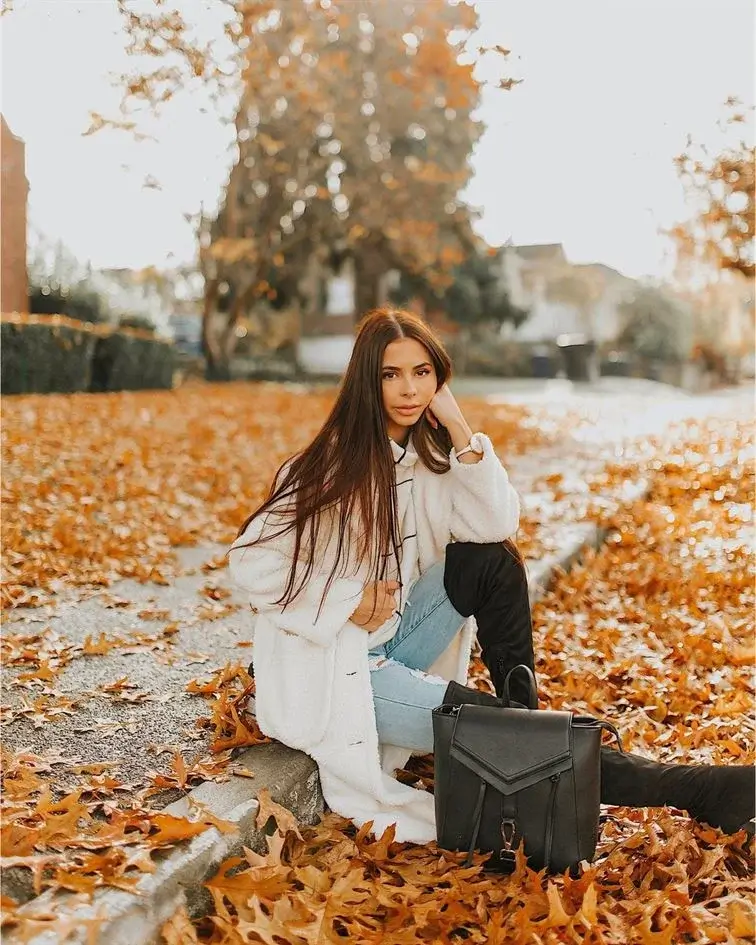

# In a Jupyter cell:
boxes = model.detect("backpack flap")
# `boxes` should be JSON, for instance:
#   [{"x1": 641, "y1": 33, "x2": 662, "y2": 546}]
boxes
[{"x1": 449, "y1": 704, "x2": 574, "y2": 795}]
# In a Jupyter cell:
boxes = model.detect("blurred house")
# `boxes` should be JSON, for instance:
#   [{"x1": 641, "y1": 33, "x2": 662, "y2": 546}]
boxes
[
  {"x1": 295, "y1": 253, "x2": 355, "y2": 373},
  {"x1": 294, "y1": 253, "x2": 400, "y2": 374},
  {"x1": 1, "y1": 116, "x2": 29, "y2": 313},
  {"x1": 495, "y1": 242, "x2": 636, "y2": 344}
]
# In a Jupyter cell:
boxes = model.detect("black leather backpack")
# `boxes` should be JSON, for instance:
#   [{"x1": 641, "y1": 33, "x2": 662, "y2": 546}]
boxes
[{"x1": 432, "y1": 665, "x2": 623, "y2": 873}]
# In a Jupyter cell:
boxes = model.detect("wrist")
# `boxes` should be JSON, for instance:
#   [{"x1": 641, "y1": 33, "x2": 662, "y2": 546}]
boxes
[
  {"x1": 447, "y1": 419, "x2": 473, "y2": 451},
  {"x1": 452, "y1": 430, "x2": 485, "y2": 465}
]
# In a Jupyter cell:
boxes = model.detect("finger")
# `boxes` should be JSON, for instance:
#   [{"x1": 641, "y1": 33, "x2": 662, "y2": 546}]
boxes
[{"x1": 380, "y1": 591, "x2": 396, "y2": 609}]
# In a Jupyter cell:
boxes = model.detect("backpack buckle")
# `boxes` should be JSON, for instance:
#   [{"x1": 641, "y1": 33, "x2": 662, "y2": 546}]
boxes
[{"x1": 500, "y1": 818, "x2": 517, "y2": 853}]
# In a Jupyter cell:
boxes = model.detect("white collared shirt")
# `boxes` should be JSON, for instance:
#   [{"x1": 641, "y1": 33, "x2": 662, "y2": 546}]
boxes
[{"x1": 367, "y1": 435, "x2": 422, "y2": 647}]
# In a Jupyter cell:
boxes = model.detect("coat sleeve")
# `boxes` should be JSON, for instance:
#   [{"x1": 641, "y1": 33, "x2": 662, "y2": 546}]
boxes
[
  {"x1": 447, "y1": 432, "x2": 521, "y2": 543},
  {"x1": 227, "y1": 510, "x2": 366, "y2": 648}
]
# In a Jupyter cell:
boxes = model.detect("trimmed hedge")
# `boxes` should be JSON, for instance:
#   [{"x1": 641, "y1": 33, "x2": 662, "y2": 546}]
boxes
[
  {"x1": 1, "y1": 313, "x2": 175, "y2": 395},
  {"x1": 89, "y1": 332, "x2": 174, "y2": 392},
  {"x1": 1, "y1": 319, "x2": 96, "y2": 393}
]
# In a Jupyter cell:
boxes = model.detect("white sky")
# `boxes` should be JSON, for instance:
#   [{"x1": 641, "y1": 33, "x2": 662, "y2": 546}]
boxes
[{"x1": 1, "y1": 0, "x2": 753, "y2": 281}]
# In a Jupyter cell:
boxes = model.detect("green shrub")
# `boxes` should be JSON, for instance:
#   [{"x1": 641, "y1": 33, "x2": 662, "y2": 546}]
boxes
[
  {"x1": 90, "y1": 333, "x2": 174, "y2": 392},
  {"x1": 1, "y1": 319, "x2": 96, "y2": 393},
  {"x1": 1, "y1": 314, "x2": 174, "y2": 395}
]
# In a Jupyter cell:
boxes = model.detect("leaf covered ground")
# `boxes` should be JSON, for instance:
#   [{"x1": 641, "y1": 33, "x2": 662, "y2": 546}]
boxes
[
  {"x1": 1, "y1": 384, "x2": 753, "y2": 943},
  {"x1": 2, "y1": 381, "x2": 560, "y2": 611}
]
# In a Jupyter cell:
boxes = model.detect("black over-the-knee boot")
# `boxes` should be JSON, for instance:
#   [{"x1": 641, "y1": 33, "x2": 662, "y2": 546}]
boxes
[
  {"x1": 600, "y1": 747, "x2": 755, "y2": 835},
  {"x1": 443, "y1": 541, "x2": 536, "y2": 706}
]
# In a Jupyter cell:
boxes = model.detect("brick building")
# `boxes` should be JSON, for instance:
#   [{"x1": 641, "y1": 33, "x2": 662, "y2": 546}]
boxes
[{"x1": 1, "y1": 116, "x2": 29, "y2": 313}]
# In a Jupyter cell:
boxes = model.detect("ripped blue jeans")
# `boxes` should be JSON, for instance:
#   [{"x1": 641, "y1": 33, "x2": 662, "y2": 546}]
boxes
[{"x1": 367, "y1": 558, "x2": 466, "y2": 753}]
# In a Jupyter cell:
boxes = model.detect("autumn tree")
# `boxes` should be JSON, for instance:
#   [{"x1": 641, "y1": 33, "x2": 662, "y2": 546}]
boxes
[
  {"x1": 669, "y1": 98, "x2": 755, "y2": 282},
  {"x1": 98, "y1": 0, "x2": 515, "y2": 379}
]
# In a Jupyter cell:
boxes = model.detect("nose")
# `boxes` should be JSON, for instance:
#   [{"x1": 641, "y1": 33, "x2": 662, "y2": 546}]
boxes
[{"x1": 401, "y1": 375, "x2": 418, "y2": 397}]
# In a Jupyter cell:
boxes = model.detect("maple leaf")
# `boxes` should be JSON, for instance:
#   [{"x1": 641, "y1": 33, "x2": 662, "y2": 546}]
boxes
[
  {"x1": 205, "y1": 854, "x2": 294, "y2": 902},
  {"x1": 728, "y1": 899, "x2": 755, "y2": 939},
  {"x1": 82, "y1": 633, "x2": 120, "y2": 656},
  {"x1": 160, "y1": 904, "x2": 200, "y2": 945},
  {"x1": 255, "y1": 789, "x2": 303, "y2": 841},
  {"x1": 533, "y1": 881, "x2": 572, "y2": 929},
  {"x1": 136, "y1": 608, "x2": 171, "y2": 621},
  {"x1": 637, "y1": 918, "x2": 679, "y2": 944},
  {"x1": 185, "y1": 799, "x2": 237, "y2": 836},
  {"x1": 577, "y1": 881, "x2": 599, "y2": 925},
  {"x1": 292, "y1": 863, "x2": 331, "y2": 896},
  {"x1": 123, "y1": 811, "x2": 213, "y2": 849}
]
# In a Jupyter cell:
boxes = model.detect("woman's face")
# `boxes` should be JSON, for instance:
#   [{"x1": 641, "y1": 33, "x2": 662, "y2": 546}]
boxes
[{"x1": 381, "y1": 337, "x2": 438, "y2": 443}]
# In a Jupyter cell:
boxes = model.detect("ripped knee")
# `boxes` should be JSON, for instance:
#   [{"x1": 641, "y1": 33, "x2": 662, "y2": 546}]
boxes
[{"x1": 408, "y1": 666, "x2": 448, "y2": 686}]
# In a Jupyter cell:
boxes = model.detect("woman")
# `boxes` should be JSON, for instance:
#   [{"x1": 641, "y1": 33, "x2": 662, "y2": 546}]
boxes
[{"x1": 227, "y1": 307, "x2": 754, "y2": 846}]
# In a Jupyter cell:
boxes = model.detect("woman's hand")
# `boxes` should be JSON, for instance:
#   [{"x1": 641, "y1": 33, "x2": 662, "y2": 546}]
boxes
[
  {"x1": 425, "y1": 383, "x2": 467, "y2": 431},
  {"x1": 350, "y1": 580, "x2": 400, "y2": 632}
]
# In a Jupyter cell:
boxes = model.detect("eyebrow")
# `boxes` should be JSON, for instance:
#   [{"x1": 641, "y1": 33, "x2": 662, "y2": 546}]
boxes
[{"x1": 382, "y1": 362, "x2": 432, "y2": 370}]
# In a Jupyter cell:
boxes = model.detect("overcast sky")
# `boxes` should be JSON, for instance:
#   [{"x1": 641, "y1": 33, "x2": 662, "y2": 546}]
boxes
[{"x1": 2, "y1": 0, "x2": 753, "y2": 280}]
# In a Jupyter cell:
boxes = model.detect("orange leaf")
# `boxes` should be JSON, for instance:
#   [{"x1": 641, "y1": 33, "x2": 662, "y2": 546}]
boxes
[
  {"x1": 254, "y1": 788, "x2": 303, "y2": 840},
  {"x1": 161, "y1": 904, "x2": 200, "y2": 944},
  {"x1": 728, "y1": 901, "x2": 755, "y2": 939},
  {"x1": 535, "y1": 882, "x2": 571, "y2": 928}
]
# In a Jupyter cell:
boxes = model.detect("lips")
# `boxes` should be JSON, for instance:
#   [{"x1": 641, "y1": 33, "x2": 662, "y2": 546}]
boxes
[{"x1": 396, "y1": 405, "x2": 421, "y2": 413}]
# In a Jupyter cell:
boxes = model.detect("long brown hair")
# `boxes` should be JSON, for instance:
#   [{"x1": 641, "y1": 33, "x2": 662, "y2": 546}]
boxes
[{"x1": 230, "y1": 306, "x2": 523, "y2": 622}]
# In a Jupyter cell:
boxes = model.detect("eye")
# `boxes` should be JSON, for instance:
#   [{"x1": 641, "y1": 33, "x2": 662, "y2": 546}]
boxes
[{"x1": 382, "y1": 369, "x2": 431, "y2": 380}]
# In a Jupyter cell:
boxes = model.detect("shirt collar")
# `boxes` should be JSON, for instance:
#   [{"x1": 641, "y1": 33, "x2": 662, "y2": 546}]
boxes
[{"x1": 389, "y1": 434, "x2": 419, "y2": 468}]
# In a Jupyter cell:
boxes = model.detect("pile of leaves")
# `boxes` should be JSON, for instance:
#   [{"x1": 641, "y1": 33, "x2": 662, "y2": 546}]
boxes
[
  {"x1": 160, "y1": 414, "x2": 754, "y2": 944},
  {"x1": 1, "y1": 383, "x2": 549, "y2": 610}
]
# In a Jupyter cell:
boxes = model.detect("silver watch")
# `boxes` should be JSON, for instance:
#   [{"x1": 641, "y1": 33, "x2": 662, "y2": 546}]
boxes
[{"x1": 454, "y1": 436, "x2": 484, "y2": 459}]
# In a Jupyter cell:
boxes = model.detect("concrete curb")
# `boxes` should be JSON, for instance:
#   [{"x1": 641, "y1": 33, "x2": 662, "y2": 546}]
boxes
[
  {"x1": 527, "y1": 478, "x2": 651, "y2": 604},
  {"x1": 6, "y1": 745, "x2": 323, "y2": 945},
  {"x1": 8, "y1": 478, "x2": 651, "y2": 945}
]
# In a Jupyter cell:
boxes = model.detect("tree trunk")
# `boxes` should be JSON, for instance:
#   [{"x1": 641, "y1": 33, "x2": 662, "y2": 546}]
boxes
[
  {"x1": 455, "y1": 326, "x2": 471, "y2": 375},
  {"x1": 353, "y1": 247, "x2": 382, "y2": 318},
  {"x1": 202, "y1": 279, "x2": 234, "y2": 382},
  {"x1": 204, "y1": 351, "x2": 233, "y2": 382}
]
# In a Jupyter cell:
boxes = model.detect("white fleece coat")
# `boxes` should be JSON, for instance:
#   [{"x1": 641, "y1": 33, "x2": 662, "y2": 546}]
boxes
[{"x1": 227, "y1": 431, "x2": 520, "y2": 843}]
